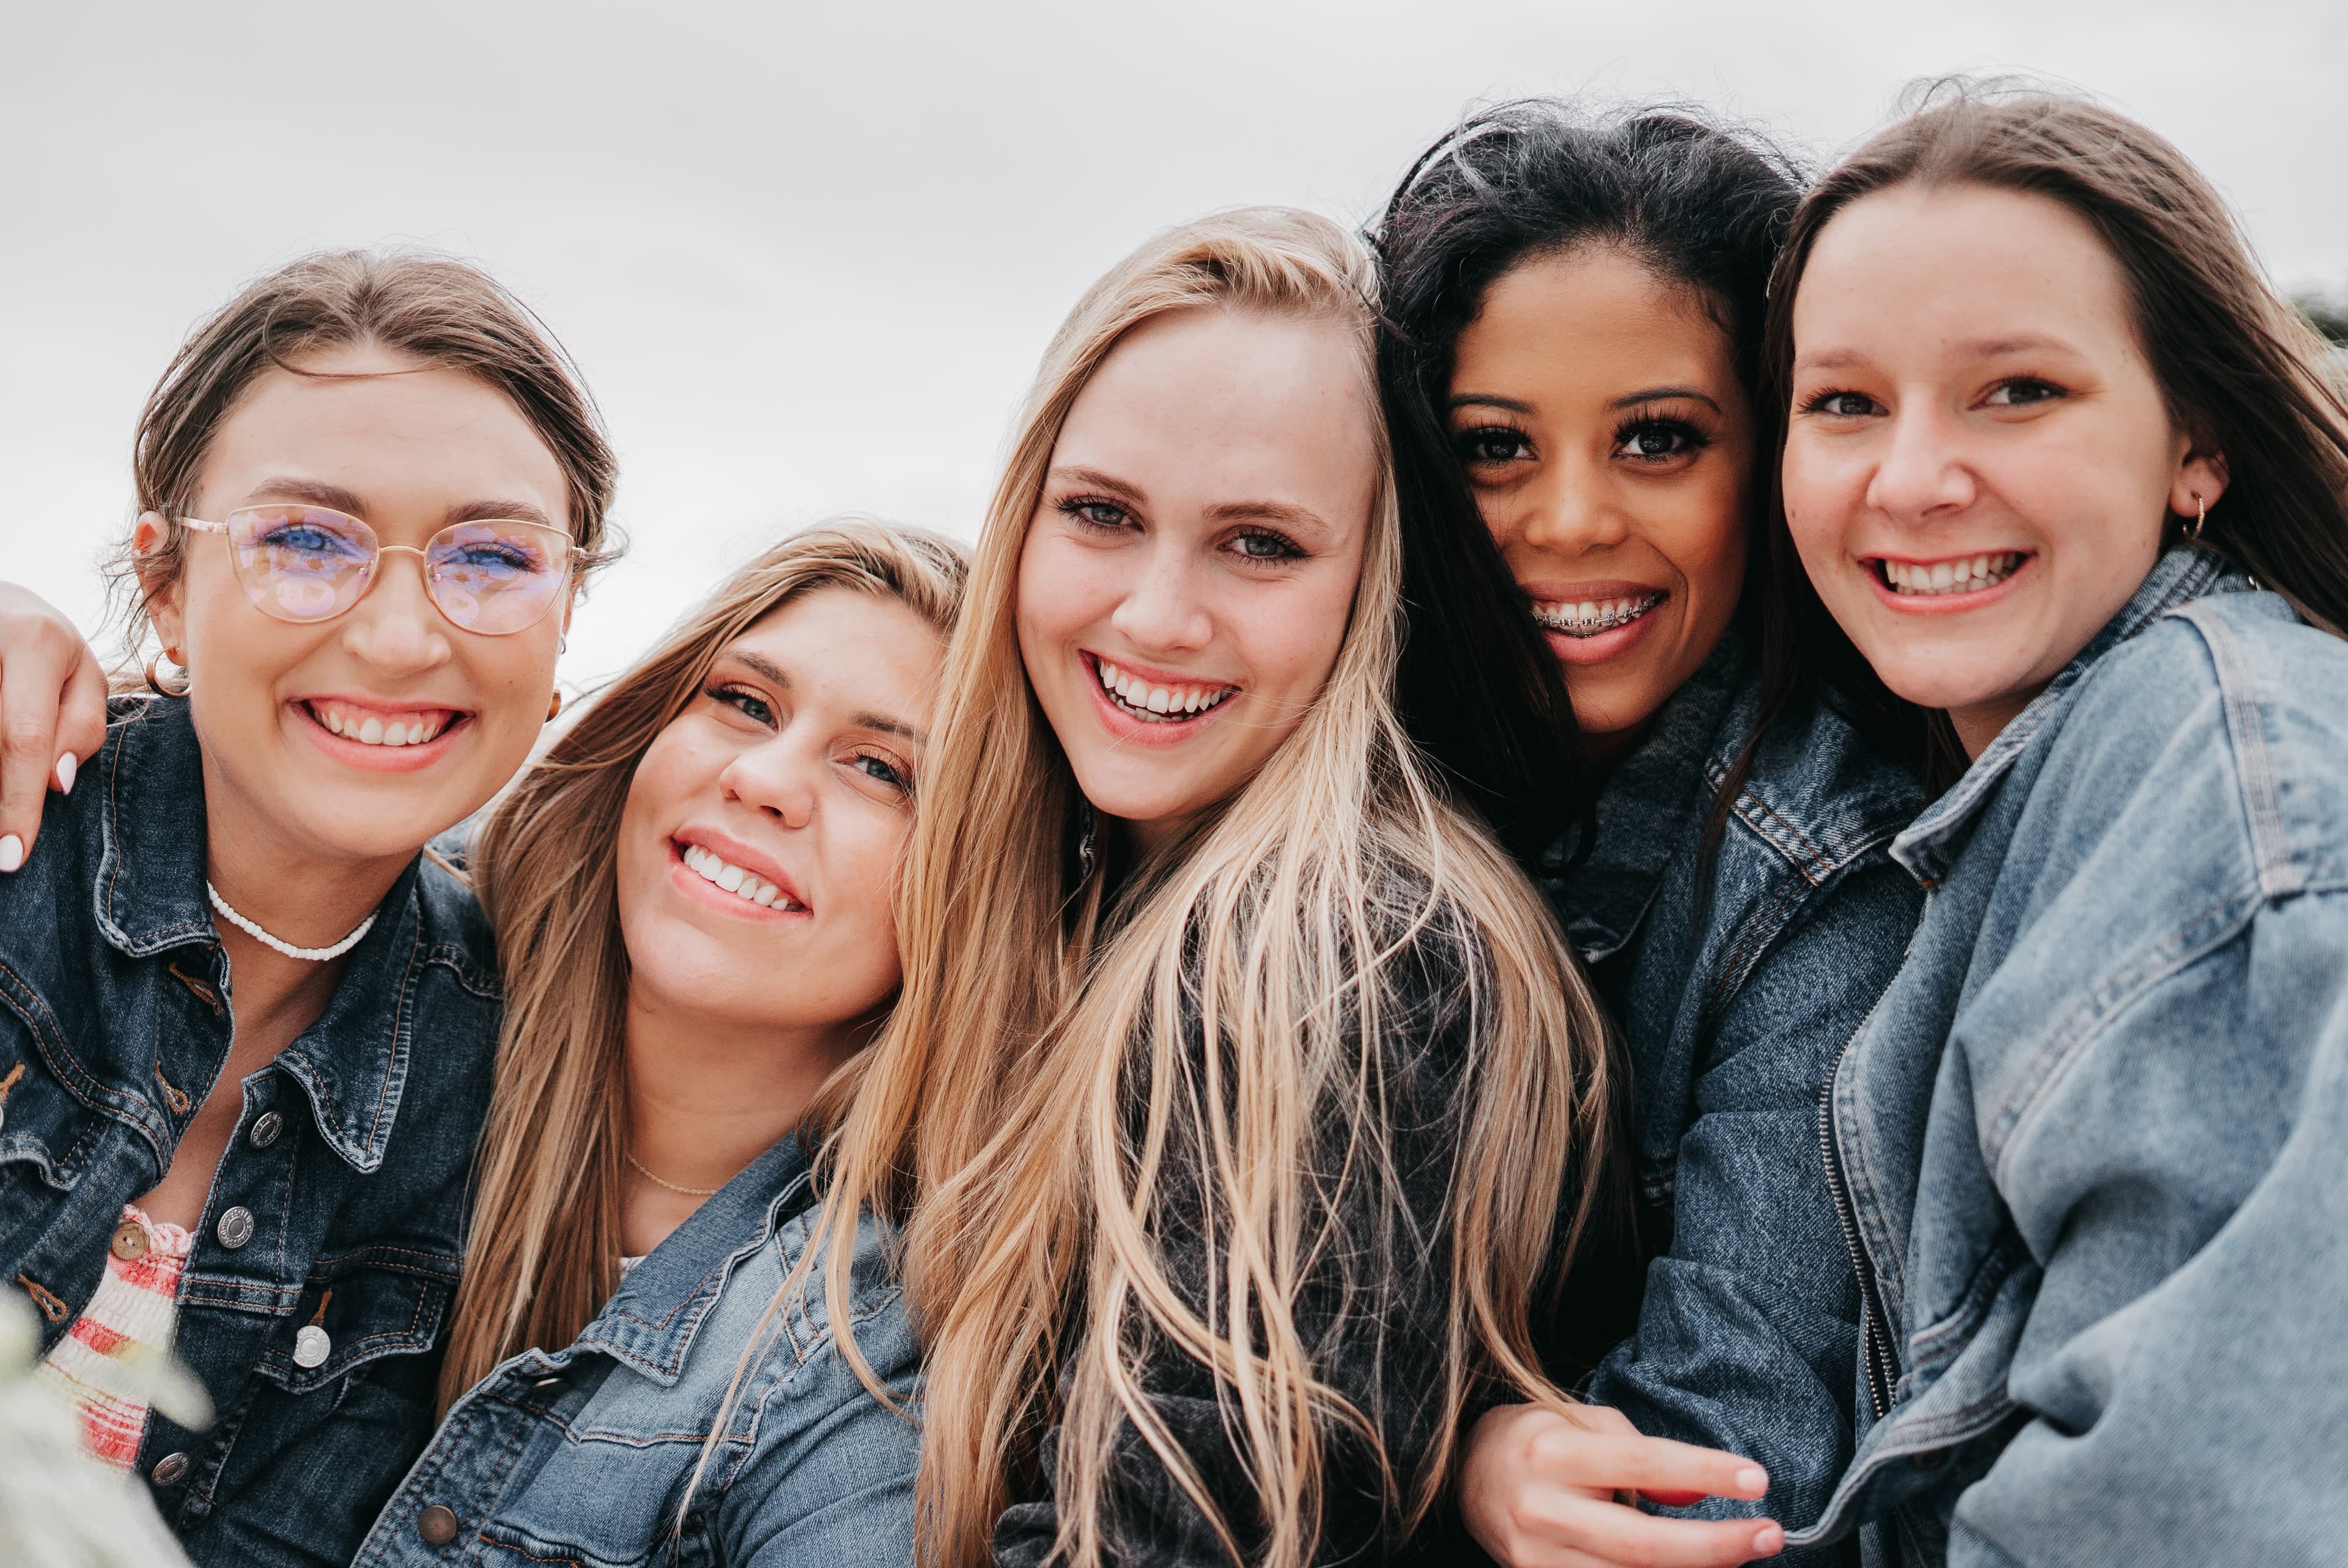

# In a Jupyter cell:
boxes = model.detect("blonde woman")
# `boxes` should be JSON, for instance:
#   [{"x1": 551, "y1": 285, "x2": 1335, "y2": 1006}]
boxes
[
  {"x1": 800, "y1": 210, "x2": 1617, "y2": 1567},
  {"x1": 342, "y1": 522, "x2": 965, "y2": 1566}
]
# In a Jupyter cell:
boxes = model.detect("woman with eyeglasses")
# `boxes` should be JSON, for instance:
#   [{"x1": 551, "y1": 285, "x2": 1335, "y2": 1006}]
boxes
[{"x1": 0, "y1": 251, "x2": 611, "y2": 1567}]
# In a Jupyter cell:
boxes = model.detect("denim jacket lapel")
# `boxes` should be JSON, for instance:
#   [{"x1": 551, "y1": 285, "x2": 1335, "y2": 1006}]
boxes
[
  {"x1": 1545, "y1": 625, "x2": 1752, "y2": 962},
  {"x1": 92, "y1": 699, "x2": 215, "y2": 959},
  {"x1": 89, "y1": 695, "x2": 436, "y2": 1174},
  {"x1": 571, "y1": 1133, "x2": 817, "y2": 1387},
  {"x1": 1892, "y1": 547, "x2": 2235, "y2": 887}
]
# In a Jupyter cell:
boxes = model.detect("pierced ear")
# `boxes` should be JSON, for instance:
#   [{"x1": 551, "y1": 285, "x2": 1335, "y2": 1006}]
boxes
[
  {"x1": 133, "y1": 510, "x2": 188, "y2": 650},
  {"x1": 2171, "y1": 443, "x2": 2231, "y2": 520}
]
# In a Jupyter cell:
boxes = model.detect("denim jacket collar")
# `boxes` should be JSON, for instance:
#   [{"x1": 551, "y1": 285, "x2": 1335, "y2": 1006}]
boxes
[
  {"x1": 92, "y1": 699, "x2": 218, "y2": 958},
  {"x1": 92, "y1": 696, "x2": 437, "y2": 1175},
  {"x1": 1892, "y1": 547, "x2": 2235, "y2": 886},
  {"x1": 572, "y1": 1132, "x2": 817, "y2": 1388},
  {"x1": 1545, "y1": 623, "x2": 1752, "y2": 962}
]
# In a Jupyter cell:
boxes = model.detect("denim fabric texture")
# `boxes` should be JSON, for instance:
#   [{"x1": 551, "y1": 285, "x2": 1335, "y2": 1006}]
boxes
[
  {"x1": 355, "y1": 1133, "x2": 921, "y2": 1568},
  {"x1": 0, "y1": 696, "x2": 501, "y2": 1567},
  {"x1": 1546, "y1": 625, "x2": 1924, "y2": 1558},
  {"x1": 1784, "y1": 547, "x2": 2348, "y2": 1567}
]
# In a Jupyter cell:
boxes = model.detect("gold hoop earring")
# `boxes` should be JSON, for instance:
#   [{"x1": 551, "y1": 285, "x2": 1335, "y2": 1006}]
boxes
[
  {"x1": 547, "y1": 689, "x2": 564, "y2": 722},
  {"x1": 144, "y1": 650, "x2": 191, "y2": 698},
  {"x1": 2188, "y1": 492, "x2": 2207, "y2": 542}
]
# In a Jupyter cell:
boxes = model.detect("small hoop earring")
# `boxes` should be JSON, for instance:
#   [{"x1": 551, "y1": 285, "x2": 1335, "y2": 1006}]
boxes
[
  {"x1": 547, "y1": 688, "x2": 564, "y2": 722},
  {"x1": 144, "y1": 650, "x2": 191, "y2": 698},
  {"x1": 2188, "y1": 492, "x2": 2208, "y2": 542}
]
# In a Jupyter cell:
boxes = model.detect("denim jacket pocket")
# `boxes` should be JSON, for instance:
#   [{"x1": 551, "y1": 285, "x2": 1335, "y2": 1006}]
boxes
[
  {"x1": 467, "y1": 1366, "x2": 759, "y2": 1568},
  {"x1": 251, "y1": 1246, "x2": 457, "y2": 1395}
]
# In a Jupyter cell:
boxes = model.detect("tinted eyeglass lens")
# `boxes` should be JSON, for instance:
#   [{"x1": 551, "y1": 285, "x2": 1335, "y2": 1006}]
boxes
[
  {"x1": 224, "y1": 506, "x2": 378, "y2": 622},
  {"x1": 425, "y1": 522, "x2": 569, "y2": 633}
]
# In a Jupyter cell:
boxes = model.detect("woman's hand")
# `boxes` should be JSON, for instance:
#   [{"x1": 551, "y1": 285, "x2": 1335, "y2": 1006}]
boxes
[
  {"x1": 1461, "y1": 1402, "x2": 1785, "y2": 1568},
  {"x1": 0, "y1": 583, "x2": 107, "y2": 872}
]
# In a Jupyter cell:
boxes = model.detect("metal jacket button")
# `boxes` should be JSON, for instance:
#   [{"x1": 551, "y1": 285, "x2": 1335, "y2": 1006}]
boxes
[
  {"x1": 151, "y1": 1452, "x2": 190, "y2": 1486},
  {"x1": 293, "y1": 1325, "x2": 331, "y2": 1369},
  {"x1": 248, "y1": 1111, "x2": 284, "y2": 1149},
  {"x1": 111, "y1": 1223, "x2": 150, "y2": 1263},
  {"x1": 215, "y1": 1207, "x2": 255, "y2": 1250},
  {"x1": 416, "y1": 1504, "x2": 460, "y2": 1547}
]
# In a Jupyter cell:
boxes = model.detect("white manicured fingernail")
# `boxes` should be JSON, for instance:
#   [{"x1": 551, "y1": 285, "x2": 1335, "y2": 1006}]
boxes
[
  {"x1": 54, "y1": 753, "x2": 76, "y2": 795},
  {"x1": 0, "y1": 836, "x2": 21, "y2": 874}
]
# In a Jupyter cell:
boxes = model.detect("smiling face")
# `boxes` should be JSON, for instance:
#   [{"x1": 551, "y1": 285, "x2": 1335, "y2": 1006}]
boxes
[
  {"x1": 147, "y1": 342, "x2": 571, "y2": 867},
  {"x1": 614, "y1": 586, "x2": 940, "y2": 1033},
  {"x1": 1014, "y1": 306, "x2": 1377, "y2": 853},
  {"x1": 1449, "y1": 246, "x2": 1753, "y2": 752},
  {"x1": 1782, "y1": 181, "x2": 2226, "y2": 755}
]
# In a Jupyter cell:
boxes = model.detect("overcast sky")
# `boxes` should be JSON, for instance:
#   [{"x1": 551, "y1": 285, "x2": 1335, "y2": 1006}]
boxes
[{"x1": 7, "y1": 0, "x2": 2344, "y2": 684}]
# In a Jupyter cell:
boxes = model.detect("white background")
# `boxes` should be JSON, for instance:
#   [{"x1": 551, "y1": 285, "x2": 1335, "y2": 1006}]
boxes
[{"x1": 6, "y1": 0, "x2": 2343, "y2": 685}]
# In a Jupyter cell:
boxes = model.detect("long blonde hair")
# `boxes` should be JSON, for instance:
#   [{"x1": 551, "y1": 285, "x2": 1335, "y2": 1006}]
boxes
[
  {"x1": 436, "y1": 520, "x2": 969, "y2": 1412},
  {"x1": 812, "y1": 209, "x2": 1614, "y2": 1568}
]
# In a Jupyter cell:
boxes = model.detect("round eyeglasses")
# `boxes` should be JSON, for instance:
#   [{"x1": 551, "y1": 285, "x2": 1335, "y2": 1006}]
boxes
[{"x1": 181, "y1": 505, "x2": 576, "y2": 636}]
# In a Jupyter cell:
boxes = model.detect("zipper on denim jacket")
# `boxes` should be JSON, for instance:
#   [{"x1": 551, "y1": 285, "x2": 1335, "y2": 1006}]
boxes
[
  {"x1": 1820, "y1": 1064, "x2": 1896, "y2": 1424},
  {"x1": 1818, "y1": 889, "x2": 1929, "y2": 1427}
]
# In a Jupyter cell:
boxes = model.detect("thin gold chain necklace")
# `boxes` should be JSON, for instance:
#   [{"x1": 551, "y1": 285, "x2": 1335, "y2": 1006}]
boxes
[{"x1": 624, "y1": 1152, "x2": 721, "y2": 1198}]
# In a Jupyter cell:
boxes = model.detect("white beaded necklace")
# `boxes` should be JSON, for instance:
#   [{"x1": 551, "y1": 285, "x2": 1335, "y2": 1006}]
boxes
[{"x1": 206, "y1": 882, "x2": 376, "y2": 962}]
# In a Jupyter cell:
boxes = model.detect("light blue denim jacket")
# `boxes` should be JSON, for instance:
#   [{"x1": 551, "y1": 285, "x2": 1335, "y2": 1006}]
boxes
[
  {"x1": 1786, "y1": 547, "x2": 2348, "y2": 1566},
  {"x1": 1546, "y1": 624, "x2": 1924, "y2": 1554},
  {"x1": 352, "y1": 1133, "x2": 921, "y2": 1567}
]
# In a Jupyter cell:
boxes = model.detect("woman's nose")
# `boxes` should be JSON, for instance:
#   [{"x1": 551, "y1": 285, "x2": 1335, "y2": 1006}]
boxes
[
  {"x1": 722, "y1": 740, "x2": 818, "y2": 830},
  {"x1": 1109, "y1": 547, "x2": 1213, "y2": 655},
  {"x1": 339, "y1": 553, "x2": 452, "y2": 674},
  {"x1": 1516, "y1": 460, "x2": 1631, "y2": 555},
  {"x1": 1866, "y1": 404, "x2": 1977, "y2": 521}
]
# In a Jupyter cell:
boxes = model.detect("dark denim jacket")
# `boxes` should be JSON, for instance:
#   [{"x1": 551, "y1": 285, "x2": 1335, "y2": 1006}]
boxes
[
  {"x1": 1545, "y1": 627, "x2": 1924, "y2": 1551},
  {"x1": 356, "y1": 1133, "x2": 921, "y2": 1567},
  {"x1": 1787, "y1": 548, "x2": 2348, "y2": 1567},
  {"x1": 0, "y1": 697, "x2": 502, "y2": 1567}
]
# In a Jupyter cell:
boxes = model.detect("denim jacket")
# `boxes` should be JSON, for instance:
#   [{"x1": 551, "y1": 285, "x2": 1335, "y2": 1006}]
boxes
[
  {"x1": 356, "y1": 1132, "x2": 921, "y2": 1568},
  {"x1": 0, "y1": 696, "x2": 503, "y2": 1566},
  {"x1": 1545, "y1": 625, "x2": 1924, "y2": 1550},
  {"x1": 1786, "y1": 548, "x2": 2348, "y2": 1567}
]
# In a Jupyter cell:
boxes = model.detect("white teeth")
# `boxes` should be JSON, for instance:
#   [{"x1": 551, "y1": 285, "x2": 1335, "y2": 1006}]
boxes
[
  {"x1": 682, "y1": 844, "x2": 800, "y2": 911},
  {"x1": 1881, "y1": 552, "x2": 2024, "y2": 597},
  {"x1": 1091, "y1": 660, "x2": 1236, "y2": 723},
  {"x1": 1532, "y1": 593, "x2": 1663, "y2": 637},
  {"x1": 314, "y1": 704, "x2": 448, "y2": 746}
]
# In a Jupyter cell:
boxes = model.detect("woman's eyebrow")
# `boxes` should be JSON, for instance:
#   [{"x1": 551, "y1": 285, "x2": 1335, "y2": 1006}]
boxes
[
  {"x1": 1046, "y1": 465, "x2": 1147, "y2": 506},
  {"x1": 1957, "y1": 333, "x2": 2084, "y2": 359},
  {"x1": 730, "y1": 651, "x2": 793, "y2": 690},
  {"x1": 854, "y1": 712, "x2": 926, "y2": 743},
  {"x1": 240, "y1": 476, "x2": 370, "y2": 515},
  {"x1": 1447, "y1": 392, "x2": 1532, "y2": 413},
  {"x1": 1609, "y1": 385, "x2": 1722, "y2": 413},
  {"x1": 448, "y1": 499, "x2": 557, "y2": 528}
]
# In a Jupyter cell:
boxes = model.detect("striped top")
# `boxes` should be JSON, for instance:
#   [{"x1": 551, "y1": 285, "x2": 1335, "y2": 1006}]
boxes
[{"x1": 37, "y1": 1204, "x2": 191, "y2": 1469}]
